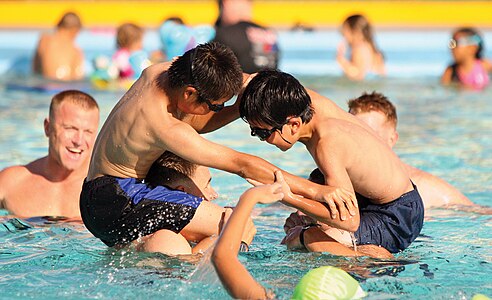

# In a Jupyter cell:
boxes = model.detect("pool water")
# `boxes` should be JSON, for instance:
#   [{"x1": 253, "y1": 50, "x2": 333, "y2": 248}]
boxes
[{"x1": 1, "y1": 29, "x2": 491, "y2": 299}]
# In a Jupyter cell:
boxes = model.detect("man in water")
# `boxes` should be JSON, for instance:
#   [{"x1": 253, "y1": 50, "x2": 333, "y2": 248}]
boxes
[
  {"x1": 33, "y1": 12, "x2": 85, "y2": 81},
  {"x1": 0, "y1": 90, "x2": 100, "y2": 219},
  {"x1": 347, "y1": 91, "x2": 492, "y2": 214}
]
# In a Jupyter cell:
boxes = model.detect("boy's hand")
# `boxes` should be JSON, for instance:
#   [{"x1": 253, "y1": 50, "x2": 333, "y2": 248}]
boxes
[
  {"x1": 246, "y1": 170, "x2": 291, "y2": 203},
  {"x1": 316, "y1": 186, "x2": 357, "y2": 220},
  {"x1": 283, "y1": 211, "x2": 317, "y2": 234},
  {"x1": 281, "y1": 226, "x2": 305, "y2": 250}
]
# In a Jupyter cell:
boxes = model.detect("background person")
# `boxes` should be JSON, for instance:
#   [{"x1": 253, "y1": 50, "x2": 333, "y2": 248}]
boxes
[
  {"x1": 441, "y1": 27, "x2": 491, "y2": 90},
  {"x1": 347, "y1": 91, "x2": 492, "y2": 214},
  {"x1": 213, "y1": 0, "x2": 279, "y2": 73},
  {"x1": 33, "y1": 12, "x2": 85, "y2": 81},
  {"x1": 336, "y1": 14, "x2": 385, "y2": 81},
  {"x1": 0, "y1": 90, "x2": 99, "y2": 219}
]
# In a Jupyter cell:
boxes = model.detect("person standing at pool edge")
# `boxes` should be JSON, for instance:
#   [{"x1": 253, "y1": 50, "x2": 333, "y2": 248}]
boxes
[
  {"x1": 0, "y1": 90, "x2": 100, "y2": 219},
  {"x1": 81, "y1": 42, "x2": 356, "y2": 249},
  {"x1": 33, "y1": 12, "x2": 85, "y2": 81}
]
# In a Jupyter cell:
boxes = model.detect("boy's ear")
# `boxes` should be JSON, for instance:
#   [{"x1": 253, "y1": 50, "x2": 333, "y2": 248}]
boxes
[
  {"x1": 175, "y1": 185, "x2": 186, "y2": 192},
  {"x1": 184, "y1": 86, "x2": 197, "y2": 100},
  {"x1": 43, "y1": 118, "x2": 50, "y2": 137},
  {"x1": 288, "y1": 117, "x2": 302, "y2": 134},
  {"x1": 389, "y1": 130, "x2": 399, "y2": 148}
]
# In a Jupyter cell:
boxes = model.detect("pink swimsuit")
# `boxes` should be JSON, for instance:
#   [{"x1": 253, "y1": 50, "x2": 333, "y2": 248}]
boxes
[{"x1": 457, "y1": 60, "x2": 490, "y2": 89}]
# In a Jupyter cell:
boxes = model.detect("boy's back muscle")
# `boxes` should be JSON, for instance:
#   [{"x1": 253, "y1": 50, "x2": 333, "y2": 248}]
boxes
[
  {"x1": 310, "y1": 99, "x2": 412, "y2": 204},
  {"x1": 88, "y1": 65, "x2": 171, "y2": 180}
]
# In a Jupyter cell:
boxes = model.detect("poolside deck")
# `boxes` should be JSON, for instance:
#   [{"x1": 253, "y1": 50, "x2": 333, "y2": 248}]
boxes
[{"x1": 0, "y1": 0, "x2": 491, "y2": 29}]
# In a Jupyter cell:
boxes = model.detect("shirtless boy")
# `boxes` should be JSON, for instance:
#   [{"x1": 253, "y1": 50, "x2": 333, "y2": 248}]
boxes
[
  {"x1": 33, "y1": 12, "x2": 84, "y2": 81},
  {"x1": 240, "y1": 70, "x2": 424, "y2": 253},
  {"x1": 80, "y1": 43, "x2": 355, "y2": 249}
]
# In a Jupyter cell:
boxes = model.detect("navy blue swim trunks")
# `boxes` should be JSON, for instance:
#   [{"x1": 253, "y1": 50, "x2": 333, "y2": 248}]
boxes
[
  {"x1": 354, "y1": 183, "x2": 424, "y2": 253},
  {"x1": 80, "y1": 175, "x2": 203, "y2": 247}
]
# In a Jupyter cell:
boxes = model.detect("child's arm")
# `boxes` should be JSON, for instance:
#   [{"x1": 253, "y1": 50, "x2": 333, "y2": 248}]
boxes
[
  {"x1": 161, "y1": 119, "x2": 358, "y2": 220},
  {"x1": 483, "y1": 59, "x2": 492, "y2": 72},
  {"x1": 248, "y1": 172, "x2": 359, "y2": 232},
  {"x1": 441, "y1": 66, "x2": 453, "y2": 84},
  {"x1": 212, "y1": 171, "x2": 284, "y2": 300},
  {"x1": 336, "y1": 43, "x2": 366, "y2": 81}
]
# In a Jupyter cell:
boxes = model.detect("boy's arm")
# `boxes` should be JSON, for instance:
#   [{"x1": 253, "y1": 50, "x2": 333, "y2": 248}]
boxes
[
  {"x1": 161, "y1": 119, "x2": 357, "y2": 219},
  {"x1": 310, "y1": 141, "x2": 360, "y2": 230},
  {"x1": 212, "y1": 174, "x2": 283, "y2": 299}
]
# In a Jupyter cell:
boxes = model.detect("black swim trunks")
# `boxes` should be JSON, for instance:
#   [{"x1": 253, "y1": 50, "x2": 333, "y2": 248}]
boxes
[
  {"x1": 354, "y1": 183, "x2": 424, "y2": 253},
  {"x1": 80, "y1": 176, "x2": 203, "y2": 247}
]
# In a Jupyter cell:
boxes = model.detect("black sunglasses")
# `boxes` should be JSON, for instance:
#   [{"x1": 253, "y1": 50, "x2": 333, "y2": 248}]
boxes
[
  {"x1": 250, "y1": 125, "x2": 282, "y2": 141},
  {"x1": 189, "y1": 50, "x2": 224, "y2": 113}
]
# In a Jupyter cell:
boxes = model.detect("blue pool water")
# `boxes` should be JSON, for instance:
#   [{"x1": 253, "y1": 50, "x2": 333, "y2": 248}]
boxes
[{"x1": 1, "y1": 29, "x2": 491, "y2": 299}]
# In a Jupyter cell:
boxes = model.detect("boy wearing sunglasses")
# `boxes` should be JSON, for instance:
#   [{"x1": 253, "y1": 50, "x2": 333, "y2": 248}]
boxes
[
  {"x1": 240, "y1": 70, "x2": 424, "y2": 253},
  {"x1": 81, "y1": 43, "x2": 356, "y2": 250}
]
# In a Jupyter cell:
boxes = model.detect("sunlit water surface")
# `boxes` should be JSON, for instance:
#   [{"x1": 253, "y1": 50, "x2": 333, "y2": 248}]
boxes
[{"x1": 0, "y1": 28, "x2": 491, "y2": 299}]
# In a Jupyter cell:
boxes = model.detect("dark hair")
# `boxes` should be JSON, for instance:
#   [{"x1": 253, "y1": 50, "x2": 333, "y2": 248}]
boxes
[
  {"x1": 49, "y1": 90, "x2": 99, "y2": 120},
  {"x1": 240, "y1": 70, "x2": 314, "y2": 128},
  {"x1": 347, "y1": 91, "x2": 397, "y2": 128},
  {"x1": 453, "y1": 27, "x2": 484, "y2": 59},
  {"x1": 343, "y1": 14, "x2": 383, "y2": 59},
  {"x1": 145, "y1": 151, "x2": 198, "y2": 188},
  {"x1": 308, "y1": 168, "x2": 325, "y2": 185},
  {"x1": 162, "y1": 42, "x2": 243, "y2": 103},
  {"x1": 57, "y1": 12, "x2": 82, "y2": 30}
]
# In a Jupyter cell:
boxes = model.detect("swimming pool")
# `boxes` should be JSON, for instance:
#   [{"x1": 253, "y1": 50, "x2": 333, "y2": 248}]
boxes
[{"x1": 1, "y1": 29, "x2": 491, "y2": 299}]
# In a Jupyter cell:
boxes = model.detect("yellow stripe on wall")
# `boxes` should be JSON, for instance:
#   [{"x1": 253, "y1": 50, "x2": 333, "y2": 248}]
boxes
[{"x1": 0, "y1": 1, "x2": 491, "y2": 29}]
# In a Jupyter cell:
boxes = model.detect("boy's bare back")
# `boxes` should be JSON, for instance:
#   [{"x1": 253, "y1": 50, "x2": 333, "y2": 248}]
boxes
[
  {"x1": 88, "y1": 63, "x2": 178, "y2": 180},
  {"x1": 308, "y1": 92, "x2": 412, "y2": 204}
]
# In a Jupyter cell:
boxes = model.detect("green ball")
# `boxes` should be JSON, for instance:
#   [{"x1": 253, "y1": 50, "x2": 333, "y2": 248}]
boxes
[
  {"x1": 292, "y1": 266, "x2": 366, "y2": 300},
  {"x1": 472, "y1": 294, "x2": 491, "y2": 300}
]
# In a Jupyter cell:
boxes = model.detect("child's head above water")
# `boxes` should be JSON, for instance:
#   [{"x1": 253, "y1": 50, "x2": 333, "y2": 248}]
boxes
[
  {"x1": 240, "y1": 70, "x2": 314, "y2": 131},
  {"x1": 341, "y1": 14, "x2": 374, "y2": 44},
  {"x1": 165, "y1": 42, "x2": 243, "y2": 107},
  {"x1": 116, "y1": 23, "x2": 144, "y2": 51},
  {"x1": 449, "y1": 27, "x2": 484, "y2": 60}
]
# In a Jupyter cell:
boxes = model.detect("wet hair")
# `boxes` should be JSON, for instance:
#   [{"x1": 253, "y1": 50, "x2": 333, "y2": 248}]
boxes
[
  {"x1": 240, "y1": 70, "x2": 314, "y2": 128},
  {"x1": 57, "y1": 12, "x2": 82, "y2": 30},
  {"x1": 308, "y1": 168, "x2": 325, "y2": 185},
  {"x1": 116, "y1": 23, "x2": 144, "y2": 49},
  {"x1": 343, "y1": 14, "x2": 383, "y2": 58},
  {"x1": 162, "y1": 42, "x2": 243, "y2": 104},
  {"x1": 453, "y1": 27, "x2": 484, "y2": 59},
  {"x1": 145, "y1": 151, "x2": 198, "y2": 188},
  {"x1": 347, "y1": 91, "x2": 397, "y2": 128},
  {"x1": 49, "y1": 90, "x2": 99, "y2": 120}
]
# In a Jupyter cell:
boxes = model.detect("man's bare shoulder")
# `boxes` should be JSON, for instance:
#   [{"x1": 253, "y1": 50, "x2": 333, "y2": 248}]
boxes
[{"x1": 0, "y1": 164, "x2": 33, "y2": 199}]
